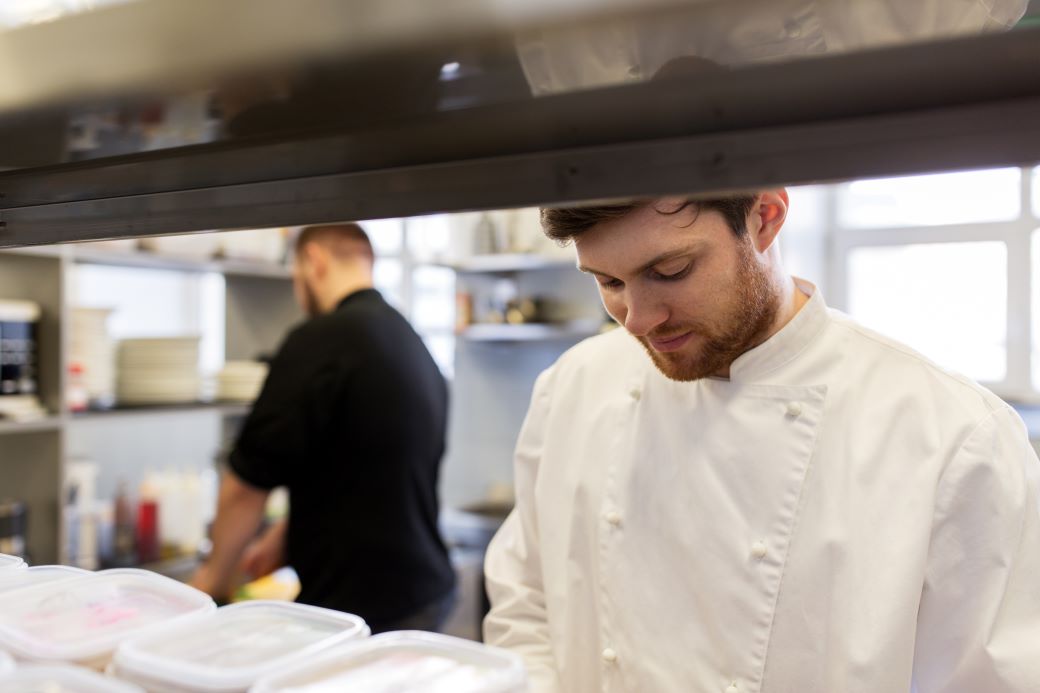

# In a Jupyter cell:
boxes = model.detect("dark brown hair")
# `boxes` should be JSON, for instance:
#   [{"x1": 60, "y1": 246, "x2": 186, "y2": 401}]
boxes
[
  {"x1": 296, "y1": 222, "x2": 374, "y2": 261},
  {"x1": 541, "y1": 196, "x2": 758, "y2": 245}
]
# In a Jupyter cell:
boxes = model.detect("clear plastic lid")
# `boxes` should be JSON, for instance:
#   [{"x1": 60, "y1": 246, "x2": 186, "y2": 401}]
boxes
[
  {"x1": 0, "y1": 555, "x2": 26, "y2": 571},
  {"x1": 249, "y1": 631, "x2": 528, "y2": 693},
  {"x1": 0, "y1": 566, "x2": 90, "y2": 595},
  {"x1": 0, "y1": 569, "x2": 215, "y2": 665},
  {"x1": 114, "y1": 601, "x2": 369, "y2": 692},
  {"x1": 0, "y1": 664, "x2": 145, "y2": 692}
]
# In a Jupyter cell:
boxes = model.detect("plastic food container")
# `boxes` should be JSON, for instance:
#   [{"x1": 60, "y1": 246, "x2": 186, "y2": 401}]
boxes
[
  {"x1": 0, "y1": 664, "x2": 145, "y2": 692},
  {"x1": 0, "y1": 555, "x2": 25, "y2": 571},
  {"x1": 0, "y1": 566, "x2": 90, "y2": 595},
  {"x1": 113, "y1": 601, "x2": 369, "y2": 692},
  {"x1": 0, "y1": 569, "x2": 215, "y2": 671},
  {"x1": 249, "y1": 631, "x2": 528, "y2": 693}
]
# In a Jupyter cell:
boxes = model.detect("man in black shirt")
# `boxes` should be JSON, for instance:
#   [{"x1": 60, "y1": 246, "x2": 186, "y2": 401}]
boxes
[{"x1": 191, "y1": 223, "x2": 456, "y2": 633}]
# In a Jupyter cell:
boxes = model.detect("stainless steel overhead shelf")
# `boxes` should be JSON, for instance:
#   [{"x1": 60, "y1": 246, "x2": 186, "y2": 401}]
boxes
[{"x1": 0, "y1": 0, "x2": 1038, "y2": 248}]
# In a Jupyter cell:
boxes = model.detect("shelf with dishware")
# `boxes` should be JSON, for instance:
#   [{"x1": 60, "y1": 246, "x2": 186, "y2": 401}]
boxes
[
  {"x1": 0, "y1": 416, "x2": 64, "y2": 436},
  {"x1": 0, "y1": 231, "x2": 300, "y2": 566},
  {"x1": 429, "y1": 253, "x2": 576, "y2": 274},
  {"x1": 459, "y1": 320, "x2": 607, "y2": 342},
  {"x1": 68, "y1": 402, "x2": 251, "y2": 421}
]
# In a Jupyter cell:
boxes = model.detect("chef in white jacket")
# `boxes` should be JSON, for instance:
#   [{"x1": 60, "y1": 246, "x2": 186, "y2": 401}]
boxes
[
  {"x1": 517, "y1": 0, "x2": 1028, "y2": 95},
  {"x1": 483, "y1": 190, "x2": 1040, "y2": 692}
]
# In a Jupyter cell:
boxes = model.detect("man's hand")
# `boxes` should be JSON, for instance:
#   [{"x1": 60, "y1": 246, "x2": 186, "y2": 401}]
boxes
[
  {"x1": 240, "y1": 517, "x2": 289, "y2": 579},
  {"x1": 187, "y1": 470, "x2": 269, "y2": 600}
]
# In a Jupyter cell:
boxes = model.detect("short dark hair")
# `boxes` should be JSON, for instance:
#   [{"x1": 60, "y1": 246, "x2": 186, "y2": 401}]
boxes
[
  {"x1": 540, "y1": 196, "x2": 758, "y2": 244},
  {"x1": 295, "y1": 222, "x2": 374, "y2": 261}
]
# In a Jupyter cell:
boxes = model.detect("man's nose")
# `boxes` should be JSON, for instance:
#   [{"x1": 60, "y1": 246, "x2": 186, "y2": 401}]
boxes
[{"x1": 622, "y1": 289, "x2": 669, "y2": 337}]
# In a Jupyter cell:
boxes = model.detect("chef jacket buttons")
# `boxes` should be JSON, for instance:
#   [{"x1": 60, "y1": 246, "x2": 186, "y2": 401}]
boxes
[
  {"x1": 751, "y1": 541, "x2": 767, "y2": 560},
  {"x1": 725, "y1": 684, "x2": 739, "y2": 693},
  {"x1": 602, "y1": 648, "x2": 618, "y2": 663},
  {"x1": 785, "y1": 401, "x2": 803, "y2": 418},
  {"x1": 605, "y1": 510, "x2": 622, "y2": 527},
  {"x1": 629, "y1": 388, "x2": 642, "y2": 401}
]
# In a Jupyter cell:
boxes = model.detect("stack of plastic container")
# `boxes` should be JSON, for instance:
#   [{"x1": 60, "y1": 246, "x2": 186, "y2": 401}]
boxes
[
  {"x1": 0, "y1": 565, "x2": 89, "y2": 594},
  {"x1": 113, "y1": 601, "x2": 369, "y2": 692},
  {"x1": 0, "y1": 664, "x2": 145, "y2": 692},
  {"x1": 250, "y1": 631, "x2": 528, "y2": 693},
  {"x1": 0, "y1": 568, "x2": 214, "y2": 671},
  {"x1": 0, "y1": 555, "x2": 25, "y2": 571}
]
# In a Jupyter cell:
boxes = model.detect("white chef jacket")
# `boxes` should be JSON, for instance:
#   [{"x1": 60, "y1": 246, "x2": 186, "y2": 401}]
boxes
[
  {"x1": 484, "y1": 281, "x2": 1040, "y2": 693},
  {"x1": 518, "y1": 0, "x2": 1028, "y2": 95}
]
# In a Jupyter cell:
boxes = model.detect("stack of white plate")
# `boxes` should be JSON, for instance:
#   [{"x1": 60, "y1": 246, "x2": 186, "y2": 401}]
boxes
[
  {"x1": 215, "y1": 360, "x2": 269, "y2": 403},
  {"x1": 116, "y1": 337, "x2": 201, "y2": 405},
  {"x1": 0, "y1": 395, "x2": 47, "y2": 422},
  {"x1": 69, "y1": 307, "x2": 116, "y2": 406}
]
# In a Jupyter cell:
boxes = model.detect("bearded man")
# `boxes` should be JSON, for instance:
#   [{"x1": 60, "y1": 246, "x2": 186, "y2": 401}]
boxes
[
  {"x1": 483, "y1": 192, "x2": 1040, "y2": 692},
  {"x1": 192, "y1": 223, "x2": 456, "y2": 634}
]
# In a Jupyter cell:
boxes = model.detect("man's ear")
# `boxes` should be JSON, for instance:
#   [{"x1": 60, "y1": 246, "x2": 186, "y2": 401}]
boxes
[
  {"x1": 749, "y1": 189, "x2": 789, "y2": 253},
  {"x1": 303, "y1": 242, "x2": 328, "y2": 277}
]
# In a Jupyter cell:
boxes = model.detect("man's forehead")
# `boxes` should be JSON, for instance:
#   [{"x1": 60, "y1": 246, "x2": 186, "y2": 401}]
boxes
[{"x1": 575, "y1": 204, "x2": 714, "y2": 272}]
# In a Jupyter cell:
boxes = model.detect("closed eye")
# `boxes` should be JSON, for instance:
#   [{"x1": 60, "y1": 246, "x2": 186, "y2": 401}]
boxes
[
  {"x1": 597, "y1": 276, "x2": 624, "y2": 290},
  {"x1": 650, "y1": 263, "x2": 692, "y2": 282}
]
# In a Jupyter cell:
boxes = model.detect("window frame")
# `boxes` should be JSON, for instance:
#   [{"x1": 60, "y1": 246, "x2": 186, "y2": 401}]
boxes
[{"x1": 827, "y1": 165, "x2": 1039, "y2": 401}]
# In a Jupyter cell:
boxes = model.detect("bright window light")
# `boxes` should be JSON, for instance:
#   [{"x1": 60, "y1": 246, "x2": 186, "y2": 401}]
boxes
[
  {"x1": 847, "y1": 242, "x2": 1007, "y2": 383},
  {"x1": 1033, "y1": 166, "x2": 1040, "y2": 217},
  {"x1": 1033, "y1": 230, "x2": 1040, "y2": 391},
  {"x1": 373, "y1": 259, "x2": 404, "y2": 309},
  {"x1": 838, "y1": 168, "x2": 1021, "y2": 229},
  {"x1": 412, "y1": 266, "x2": 456, "y2": 332},
  {"x1": 361, "y1": 219, "x2": 404, "y2": 256}
]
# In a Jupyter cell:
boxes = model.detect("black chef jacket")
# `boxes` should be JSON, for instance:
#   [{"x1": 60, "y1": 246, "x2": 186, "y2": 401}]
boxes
[{"x1": 229, "y1": 288, "x2": 455, "y2": 623}]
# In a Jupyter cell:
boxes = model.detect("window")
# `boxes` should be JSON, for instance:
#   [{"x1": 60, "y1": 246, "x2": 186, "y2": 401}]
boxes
[
  {"x1": 826, "y1": 165, "x2": 1040, "y2": 397},
  {"x1": 359, "y1": 217, "x2": 456, "y2": 377},
  {"x1": 1033, "y1": 230, "x2": 1040, "y2": 391},
  {"x1": 847, "y1": 242, "x2": 1007, "y2": 382},
  {"x1": 1033, "y1": 165, "x2": 1040, "y2": 217},
  {"x1": 837, "y1": 168, "x2": 1021, "y2": 229}
]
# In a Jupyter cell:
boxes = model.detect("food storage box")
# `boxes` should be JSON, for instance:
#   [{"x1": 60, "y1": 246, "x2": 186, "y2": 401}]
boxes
[
  {"x1": 249, "y1": 631, "x2": 527, "y2": 693},
  {"x1": 113, "y1": 601, "x2": 369, "y2": 692},
  {"x1": 0, "y1": 569, "x2": 214, "y2": 670},
  {"x1": 0, "y1": 566, "x2": 90, "y2": 594},
  {"x1": 0, "y1": 664, "x2": 145, "y2": 692},
  {"x1": 0, "y1": 555, "x2": 25, "y2": 571}
]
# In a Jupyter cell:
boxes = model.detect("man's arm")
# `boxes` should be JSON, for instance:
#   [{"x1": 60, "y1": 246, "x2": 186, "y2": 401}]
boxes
[
  {"x1": 483, "y1": 367, "x2": 562, "y2": 693},
  {"x1": 240, "y1": 516, "x2": 289, "y2": 579},
  {"x1": 190, "y1": 470, "x2": 270, "y2": 600},
  {"x1": 912, "y1": 406, "x2": 1040, "y2": 692}
]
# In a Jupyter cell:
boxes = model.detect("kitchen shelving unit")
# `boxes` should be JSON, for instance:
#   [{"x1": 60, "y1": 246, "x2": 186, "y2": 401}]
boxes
[{"x1": 0, "y1": 243, "x2": 300, "y2": 563}]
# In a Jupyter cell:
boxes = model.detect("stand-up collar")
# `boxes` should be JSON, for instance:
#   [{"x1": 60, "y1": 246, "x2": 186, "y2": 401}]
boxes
[{"x1": 727, "y1": 278, "x2": 830, "y2": 383}]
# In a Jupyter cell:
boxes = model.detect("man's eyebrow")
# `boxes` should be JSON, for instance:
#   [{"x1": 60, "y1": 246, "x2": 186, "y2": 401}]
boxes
[{"x1": 578, "y1": 243, "x2": 705, "y2": 277}]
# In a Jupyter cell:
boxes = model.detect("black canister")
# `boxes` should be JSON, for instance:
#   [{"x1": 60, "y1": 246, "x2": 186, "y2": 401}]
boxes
[{"x1": 0, "y1": 300, "x2": 41, "y2": 397}]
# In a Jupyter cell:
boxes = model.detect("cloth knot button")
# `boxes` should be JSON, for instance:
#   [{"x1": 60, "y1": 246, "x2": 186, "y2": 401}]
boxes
[
  {"x1": 786, "y1": 401, "x2": 803, "y2": 417},
  {"x1": 629, "y1": 388, "x2": 642, "y2": 401},
  {"x1": 602, "y1": 648, "x2": 618, "y2": 663},
  {"x1": 725, "y1": 685, "x2": 739, "y2": 693},
  {"x1": 605, "y1": 511, "x2": 622, "y2": 527},
  {"x1": 751, "y1": 541, "x2": 768, "y2": 560}
]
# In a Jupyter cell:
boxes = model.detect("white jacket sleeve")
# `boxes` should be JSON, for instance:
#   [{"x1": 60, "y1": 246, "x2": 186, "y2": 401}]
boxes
[
  {"x1": 912, "y1": 406, "x2": 1040, "y2": 692},
  {"x1": 483, "y1": 366, "x2": 561, "y2": 693}
]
